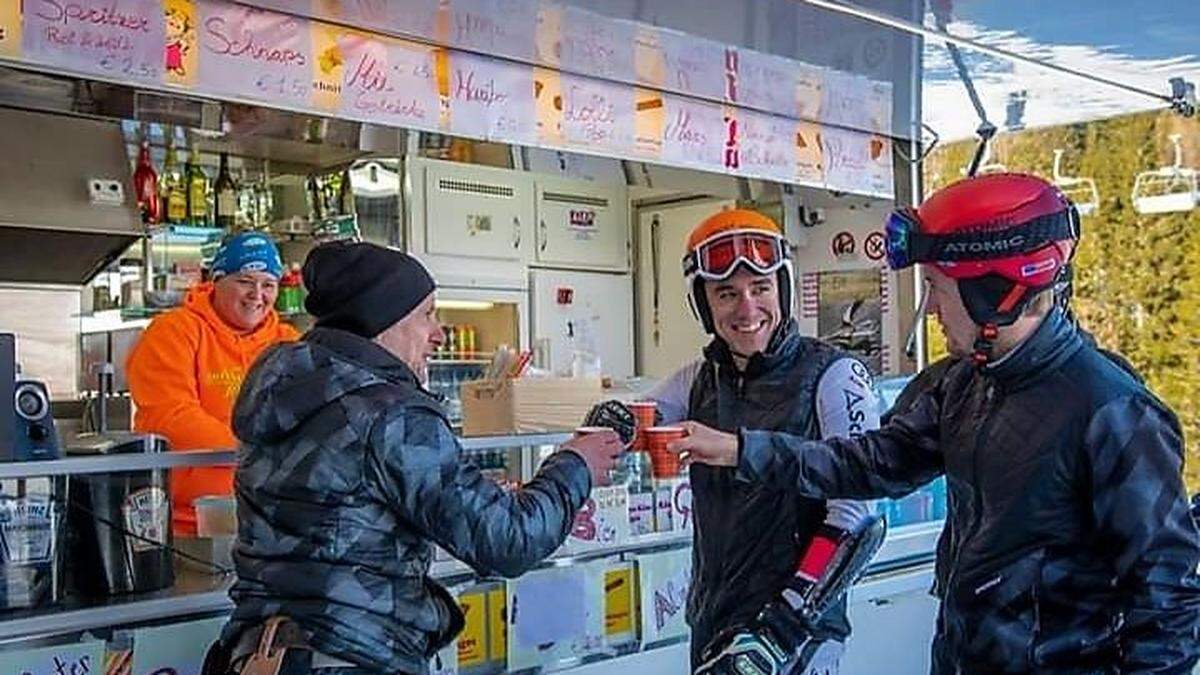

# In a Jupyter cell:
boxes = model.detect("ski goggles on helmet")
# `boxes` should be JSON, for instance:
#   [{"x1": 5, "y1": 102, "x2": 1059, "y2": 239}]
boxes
[
  {"x1": 682, "y1": 230, "x2": 788, "y2": 280},
  {"x1": 884, "y1": 207, "x2": 1079, "y2": 271}
]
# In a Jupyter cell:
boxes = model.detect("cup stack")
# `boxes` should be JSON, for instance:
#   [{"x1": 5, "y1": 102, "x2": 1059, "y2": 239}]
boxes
[{"x1": 627, "y1": 401, "x2": 657, "y2": 451}]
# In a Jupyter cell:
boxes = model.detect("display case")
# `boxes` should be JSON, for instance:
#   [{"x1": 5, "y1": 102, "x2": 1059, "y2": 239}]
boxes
[{"x1": 0, "y1": 427, "x2": 943, "y2": 674}]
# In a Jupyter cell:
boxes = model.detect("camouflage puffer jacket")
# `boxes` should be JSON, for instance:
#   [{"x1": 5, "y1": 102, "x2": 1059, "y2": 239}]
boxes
[{"x1": 220, "y1": 328, "x2": 590, "y2": 674}]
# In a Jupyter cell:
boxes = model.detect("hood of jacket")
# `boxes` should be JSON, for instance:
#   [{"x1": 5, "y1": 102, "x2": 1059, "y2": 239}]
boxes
[{"x1": 233, "y1": 327, "x2": 432, "y2": 445}]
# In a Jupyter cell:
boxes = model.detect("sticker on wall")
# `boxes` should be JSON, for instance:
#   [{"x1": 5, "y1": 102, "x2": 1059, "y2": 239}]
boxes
[
  {"x1": 864, "y1": 231, "x2": 886, "y2": 262},
  {"x1": 831, "y1": 231, "x2": 856, "y2": 259},
  {"x1": 0, "y1": 0, "x2": 20, "y2": 59},
  {"x1": 507, "y1": 563, "x2": 605, "y2": 670},
  {"x1": 310, "y1": 22, "x2": 345, "y2": 112},
  {"x1": 636, "y1": 547, "x2": 692, "y2": 644},
  {"x1": 818, "y1": 269, "x2": 884, "y2": 374},
  {"x1": 634, "y1": 87, "x2": 664, "y2": 158},
  {"x1": 534, "y1": 66, "x2": 563, "y2": 145},
  {"x1": 164, "y1": 0, "x2": 198, "y2": 87},
  {"x1": 800, "y1": 272, "x2": 820, "y2": 319},
  {"x1": 487, "y1": 586, "x2": 507, "y2": 662},
  {"x1": 794, "y1": 121, "x2": 825, "y2": 187},
  {"x1": 457, "y1": 589, "x2": 487, "y2": 668}
]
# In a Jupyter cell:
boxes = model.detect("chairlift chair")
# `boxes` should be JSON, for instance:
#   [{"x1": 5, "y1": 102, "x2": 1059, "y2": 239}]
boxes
[
  {"x1": 1052, "y1": 149, "x2": 1100, "y2": 216},
  {"x1": 1131, "y1": 134, "x2": 1199, "y2": 215}
]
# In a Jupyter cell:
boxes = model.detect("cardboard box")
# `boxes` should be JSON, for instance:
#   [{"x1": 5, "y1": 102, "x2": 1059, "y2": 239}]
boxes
[{"x1": 460, "y1": 377, "x2": 604, "y2": 436}]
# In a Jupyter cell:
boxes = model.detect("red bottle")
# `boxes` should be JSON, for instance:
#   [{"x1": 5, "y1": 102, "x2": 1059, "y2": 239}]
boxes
[{"x1": 133, "y1": 141, "x2": 162, "y2": 224}]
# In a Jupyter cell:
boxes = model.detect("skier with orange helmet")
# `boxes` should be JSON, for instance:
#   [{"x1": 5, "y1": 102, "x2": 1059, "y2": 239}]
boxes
[
  {"x1": 676, "y1": 174, "x2": 1200, "y2": 673},
  {"x1": 638, "y1": 207, "x2": 880, "y2": 673}
]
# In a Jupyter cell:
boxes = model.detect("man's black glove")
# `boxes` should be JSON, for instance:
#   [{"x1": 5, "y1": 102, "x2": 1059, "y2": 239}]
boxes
[{"x1": 583, "y1": 399, "x2": 644, "y2": 446}]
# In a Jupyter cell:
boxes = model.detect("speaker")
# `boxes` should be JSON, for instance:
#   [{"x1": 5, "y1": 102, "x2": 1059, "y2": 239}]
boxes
[
  {"x1": 12, "y1": 379, "x2": 59, "y2": 461},
  {"x1": 0, "y1": 333, "x2": 15, "y2": 460}
]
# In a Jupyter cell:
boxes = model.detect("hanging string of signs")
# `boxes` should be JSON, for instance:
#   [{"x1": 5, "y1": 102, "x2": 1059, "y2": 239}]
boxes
[{"x1": 0, "y1": 0, "x2": 895, "y2": 199}]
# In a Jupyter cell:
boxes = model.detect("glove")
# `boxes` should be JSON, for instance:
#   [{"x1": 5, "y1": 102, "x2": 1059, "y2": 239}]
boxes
[
  {"x1": 583, "y1": 399, "x2": 639, "y2": 447},
  {"x1": 694, "y1": 515, "x2": 888, "y2": 675}
]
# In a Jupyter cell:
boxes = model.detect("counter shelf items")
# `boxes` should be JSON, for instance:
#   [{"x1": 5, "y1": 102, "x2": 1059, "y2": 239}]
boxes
[{"x1": 0, "y1": 431, "x2": 943, "y2": 653}]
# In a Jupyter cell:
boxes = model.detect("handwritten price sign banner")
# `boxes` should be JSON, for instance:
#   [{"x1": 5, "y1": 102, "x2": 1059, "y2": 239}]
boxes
[
  {"x1": 196, "y1": 0, "x2": 311, "y2": 107},
  {"x1": 448, "y1": 0, "x2": 536, "y2": 62},
  {"x1": 0, "y1": 0, "x2": 894, "y2": 198},
  {"x1": 824, "y1": 126, "x2": 894, "y2": 197},
  {"x1": 561, "y1": 73, "x2": 634, "y2": 152},
  {"x1": 449, "y1": 51, "x2": 535, "y2": 144},
  {"x1": 733, "y1": 48, "x2": 795, "y2": 116},
  {"x1": 736, "y1": 108, "x2": 798, "y2": 184},
  {"x1": 337, "y1": 32, "x2": 439, "y2": 130},
  {"x1": 22, "y1": 0, "x2": 165, "y2": 85},
  {"x1": 661, "y1": 94, "x2": 724, "y2": 172}
]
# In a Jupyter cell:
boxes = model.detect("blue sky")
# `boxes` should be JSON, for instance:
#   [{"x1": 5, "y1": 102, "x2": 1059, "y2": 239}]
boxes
[{"x1": 922, "y1": 1, "x2": 1200, "y2": 139}]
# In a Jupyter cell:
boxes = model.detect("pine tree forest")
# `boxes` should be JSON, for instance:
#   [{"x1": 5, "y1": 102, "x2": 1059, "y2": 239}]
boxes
[{"x1": 923, "y1": 110, "x2": 1200, "y2": 493}]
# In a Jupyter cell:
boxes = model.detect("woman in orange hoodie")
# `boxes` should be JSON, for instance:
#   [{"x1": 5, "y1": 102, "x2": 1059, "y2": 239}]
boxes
[{"x1": 127, "y1": 232, "x2": 299, "y2": 536}]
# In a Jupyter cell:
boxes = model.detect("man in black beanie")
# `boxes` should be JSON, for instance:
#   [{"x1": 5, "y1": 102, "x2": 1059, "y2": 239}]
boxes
[{"x1": 207, "y1": 242, "x2": 621, "y2": 675}]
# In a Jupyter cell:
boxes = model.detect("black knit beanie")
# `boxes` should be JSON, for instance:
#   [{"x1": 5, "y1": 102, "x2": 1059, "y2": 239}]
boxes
[{"x1": 303, "y1": 241, "x2": 436, "y2": 338}]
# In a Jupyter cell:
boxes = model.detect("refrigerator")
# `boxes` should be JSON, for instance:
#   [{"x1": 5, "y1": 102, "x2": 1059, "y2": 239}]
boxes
[{"x1": 529, "y1": 269, "x2": 635, "y2": 380}]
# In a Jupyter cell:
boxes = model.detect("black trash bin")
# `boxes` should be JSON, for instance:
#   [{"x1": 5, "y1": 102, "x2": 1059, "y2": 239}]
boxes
[{"x1": 67, "y1": 432, "x2": 174, "y2": 597}]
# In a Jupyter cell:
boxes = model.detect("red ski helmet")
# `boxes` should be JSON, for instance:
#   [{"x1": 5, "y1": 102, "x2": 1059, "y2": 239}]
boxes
[
  {"x1": 887, "y1": 173, "x2": 1078, "y2": 324},
  {"x1": 884, "y1": 173, "x2": 1079, "y2": 363}
]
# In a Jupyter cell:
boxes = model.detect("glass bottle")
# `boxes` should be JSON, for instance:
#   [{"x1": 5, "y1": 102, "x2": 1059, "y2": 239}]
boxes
[
  {"x1": 160, "y1": 140, "x2": 187, "y2": 225},
  {"x1": 133, "y1": 140, "x2": 161, "y2": 225},
  {"x1": 185, "y1": 144, "x2": 211, "y2": 227},
  {"x1": 214, "y1": 152, "x2": 237, "y2": 230}
]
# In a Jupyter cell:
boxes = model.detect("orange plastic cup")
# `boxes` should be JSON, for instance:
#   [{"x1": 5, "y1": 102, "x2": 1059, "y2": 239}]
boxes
[
  {"x1": 643, "y1": 426, "x2": 686, "y2": 477},
  {"x1": 627, "y1": 401, "x2": 657, "y2": 450}
]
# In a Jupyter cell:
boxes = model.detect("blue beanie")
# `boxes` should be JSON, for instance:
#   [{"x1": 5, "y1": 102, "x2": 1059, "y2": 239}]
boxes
[{"x1": 210, "y1": 232, "x2": 283, "y2": 279}]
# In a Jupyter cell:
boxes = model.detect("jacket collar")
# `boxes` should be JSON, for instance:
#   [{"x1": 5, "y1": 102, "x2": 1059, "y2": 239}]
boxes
[
  {"x1": 703, "y1": 319, "x2": 802, "y2": 378},
  {"x1": 305, "y1": 327, "x2": 422, "y2": 388},
  {"x1": 983, "y1": 307, "x2": 1082, "y2": 388}
]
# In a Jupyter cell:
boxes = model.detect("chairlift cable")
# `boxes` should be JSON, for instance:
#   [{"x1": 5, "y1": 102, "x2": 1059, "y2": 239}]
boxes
[{"x1": 797, "y1": 0, "x2": 1185, "y2": 108}]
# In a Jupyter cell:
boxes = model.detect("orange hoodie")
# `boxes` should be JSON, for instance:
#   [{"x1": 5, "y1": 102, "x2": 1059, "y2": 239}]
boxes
[{"x1": 127, "y1": 283, "x2": 299, "y2": 536}]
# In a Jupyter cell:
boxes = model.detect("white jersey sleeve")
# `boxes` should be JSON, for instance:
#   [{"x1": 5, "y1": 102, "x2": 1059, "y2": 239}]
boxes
[
  {"x1": 815, "y1": 357, "x2": 881, "y2": 531},
  {"x1": 645, "y1": 358, "x2": 705, "y2": 425}
]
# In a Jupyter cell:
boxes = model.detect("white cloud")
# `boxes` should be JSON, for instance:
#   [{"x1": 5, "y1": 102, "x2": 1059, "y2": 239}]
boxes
[{"x1": 923, "y1": 19, "x2": 1200, "y2": 141}]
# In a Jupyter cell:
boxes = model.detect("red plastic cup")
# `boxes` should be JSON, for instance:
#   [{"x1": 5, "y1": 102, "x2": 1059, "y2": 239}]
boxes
[
  {"x1": 643, "y1": 426, "x2": 686, "y2": 478},
  {"x1": 627, "y1": 401, "x2": 657, "y2": 450}
]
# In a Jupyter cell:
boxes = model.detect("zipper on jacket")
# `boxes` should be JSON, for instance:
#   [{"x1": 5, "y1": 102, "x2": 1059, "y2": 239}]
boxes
[{"x1": 945, "y1": 381, "x2": 999, "y2": 614}]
